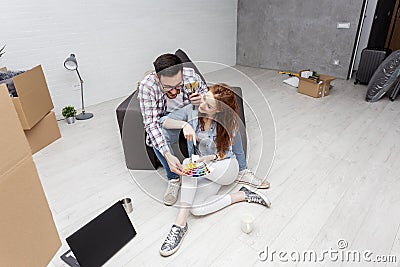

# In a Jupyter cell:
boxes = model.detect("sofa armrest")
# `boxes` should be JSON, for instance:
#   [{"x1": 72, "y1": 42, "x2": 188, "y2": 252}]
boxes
[
  {"x1": 231, "y1": 87, "x2": 247, "y2": 155},
  {"x1": 116, "y1": 90, "x2": 159, "y2": 170}
]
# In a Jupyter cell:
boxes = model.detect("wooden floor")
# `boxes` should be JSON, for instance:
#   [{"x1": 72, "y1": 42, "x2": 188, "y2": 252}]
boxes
[{"x1": 36, "y1": 65, "x2": 400, "y2": 266}]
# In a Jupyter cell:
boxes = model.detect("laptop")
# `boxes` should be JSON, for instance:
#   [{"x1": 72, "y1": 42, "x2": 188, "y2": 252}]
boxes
[{"x1": 61, "y1": 201, "x2": 136, "y2": 267}]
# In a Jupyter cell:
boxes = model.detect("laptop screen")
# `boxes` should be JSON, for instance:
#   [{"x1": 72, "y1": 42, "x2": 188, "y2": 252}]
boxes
[{"x1": 66, "y1": 201, "x2": 136, "y2": 267}]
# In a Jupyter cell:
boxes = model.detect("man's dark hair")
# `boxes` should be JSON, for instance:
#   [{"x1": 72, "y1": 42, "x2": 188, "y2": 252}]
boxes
[{"x1": 153, "y1": 54, "x2": 183, "y2": 77}]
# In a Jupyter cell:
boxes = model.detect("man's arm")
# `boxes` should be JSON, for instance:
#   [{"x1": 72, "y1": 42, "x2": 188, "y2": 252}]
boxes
[
  {"x1": 195, "y1": 73, "x2": 208, "y2": 95},
  {"x1": 138, "y1": 83, "x2": 170, "y2": 156},
  {"x1": 138, "y1": 83, "x2": 185, "y2": 175}
]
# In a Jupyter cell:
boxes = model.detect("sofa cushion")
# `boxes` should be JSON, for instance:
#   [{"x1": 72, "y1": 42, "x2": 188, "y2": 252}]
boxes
[{"x1": 175, "y1": 49, "x2": 206, "y2": 83}]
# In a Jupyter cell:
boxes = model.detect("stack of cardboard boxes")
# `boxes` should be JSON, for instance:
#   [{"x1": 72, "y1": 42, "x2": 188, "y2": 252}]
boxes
[
  {"x1": 0, "y1": 65, "x2": 61, "y2": 266},
  {"x1": 1, "y1": 65, "x2": 61, "y2": 154},
  {"x1": 0, "y1": 88, "x2": 61, "y2": 266}
]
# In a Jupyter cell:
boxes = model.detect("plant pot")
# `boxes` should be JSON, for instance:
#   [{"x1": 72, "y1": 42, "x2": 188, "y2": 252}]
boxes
[{"x1": 66, "y1": 117, "x2": 76, "y2": 124}]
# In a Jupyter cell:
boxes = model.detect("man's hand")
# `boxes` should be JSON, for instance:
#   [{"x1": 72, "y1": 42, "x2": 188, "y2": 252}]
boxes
[
  {"x1": 183, "y1": 123, "x2": 198, "y2": 146},
  {"x1": 164, "y1": 152, "x2": 185, "y2": 176},
  {"x1": 189, "y1": 93, "x2": 201, "y2": 106}
]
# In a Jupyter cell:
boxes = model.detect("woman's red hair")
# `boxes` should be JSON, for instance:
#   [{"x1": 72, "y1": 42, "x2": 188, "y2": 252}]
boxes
[{"x1": 199, "y1": 83, "x2": 239, "y2": 158}]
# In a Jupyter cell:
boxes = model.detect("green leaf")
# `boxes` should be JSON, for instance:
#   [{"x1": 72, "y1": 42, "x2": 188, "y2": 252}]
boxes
[
  {"x1": 0, "y1": 45, "x2": 5, "y2": 57},
  {"x1": 62, "y1": 105, "x2": 77, "y2": 118}
]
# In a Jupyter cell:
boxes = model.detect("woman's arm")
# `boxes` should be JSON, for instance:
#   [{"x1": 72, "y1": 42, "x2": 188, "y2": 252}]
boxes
[
  {"x1": 162, "y1": 118, "x2": 188, "y2": 129},
  {"x1": 159, "y1": 104, "x2": 192, "y2": 126},
  {"x1": 160, "y1": 104, "x2": 198, "y2": 143},
  {"x1": 162, "y1": 117, "x2": 198, "y2": 144}
]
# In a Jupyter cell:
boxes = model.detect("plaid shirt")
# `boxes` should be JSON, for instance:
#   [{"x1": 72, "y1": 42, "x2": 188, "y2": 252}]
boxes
[{"x1": 138, "y1": 67, "x2": 208, "y2": 156}]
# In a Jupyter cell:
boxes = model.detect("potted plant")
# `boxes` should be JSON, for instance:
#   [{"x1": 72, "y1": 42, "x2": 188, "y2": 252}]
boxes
[
  {"x1": 0, "y1": 45, "x2": 5, "y2": 59},
  {"x1": 62, "y1": 105, "x2": 77, "y2": 124},
  {"x1": 0, "y1": 45, "x2": 5, "y2": 70}
]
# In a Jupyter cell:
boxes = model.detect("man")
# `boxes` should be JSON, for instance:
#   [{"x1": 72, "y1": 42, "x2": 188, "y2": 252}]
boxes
[{"x1": 139, "y1": 53, "x2": 269, "y2": 206}]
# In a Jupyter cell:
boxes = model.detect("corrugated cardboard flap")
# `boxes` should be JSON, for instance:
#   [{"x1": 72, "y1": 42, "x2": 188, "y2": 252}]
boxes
[
  {"x1": 0, "y1": 85, "x2": 31, "y2": 176},
  {"x1": 24, "y1": 111, "x2": 61, "y2": 154},
  {"x1": 12, "y1": 65, "x2": 54, "y2": 129},
  {"x1": 319, "y1": 74, "x2": 336, "y2": 82}
]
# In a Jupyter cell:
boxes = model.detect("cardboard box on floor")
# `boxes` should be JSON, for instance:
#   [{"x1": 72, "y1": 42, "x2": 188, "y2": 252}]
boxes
[
  {"x1": 0, "y1": 86, "x2": 61, "y2": 266},
  {"x1": 24, "y1": 111, "x2": 61, "y2": 154},
  {"x1": 6, "y1": 65, "x2": 54, "y2": 130},
  {"x1": 298, "y1": 70, "x2": 336, "y2": 98}
]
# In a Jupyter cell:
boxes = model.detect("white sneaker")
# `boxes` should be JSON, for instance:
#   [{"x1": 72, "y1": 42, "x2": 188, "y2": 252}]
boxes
[
  {"x1": 164, "y1": 178, "x2": 180, "y2": 206},
  {"x1": 237, "y1": 169, "x2": 270, "y2": 189}
]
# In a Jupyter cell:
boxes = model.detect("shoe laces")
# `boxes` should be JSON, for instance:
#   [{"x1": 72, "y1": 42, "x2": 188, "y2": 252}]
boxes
[
  {"x1": 245, "y1": 170, "x2": 263, "y2": 183},
  {"x1": 247, "y1": 194, "x2": 265, "y2": 205},
  {"x1": 164, "y1": 226, "x2": 181, "y2": 247},
  {"x1": 168, "y1": 180, "x2": 180, "y2": 196},
  {"x1": 241, "y1": 187, "x2": 268, "y2": 206}
]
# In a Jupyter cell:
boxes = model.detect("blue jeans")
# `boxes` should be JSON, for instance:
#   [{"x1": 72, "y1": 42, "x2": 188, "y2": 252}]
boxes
[
  {"x1": 153, "y1": 128, "x2": 181, "y2": 180},
  {"x1": 153, "y1": 146, "x2": 180, "y2": 180}
]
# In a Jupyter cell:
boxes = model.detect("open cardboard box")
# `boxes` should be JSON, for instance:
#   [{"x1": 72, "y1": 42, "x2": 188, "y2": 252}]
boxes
[
  {"x1": 24, "y1": 111, "x2": 61, "y2": 154},
  {"x1": 0, "y1": 86, "x2": 61, "y2": 266},
  {"x1": 2, "y1": 65, "x2": 54, "y2": 129},
  {"x1": 298, "y1": 70, "x2": 336, "y2": 98}
]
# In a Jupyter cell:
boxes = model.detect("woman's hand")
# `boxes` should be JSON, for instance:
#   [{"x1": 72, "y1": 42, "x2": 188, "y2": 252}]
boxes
[{"x1": 183, "y1": 123, "x2": 198, "y2": 145}]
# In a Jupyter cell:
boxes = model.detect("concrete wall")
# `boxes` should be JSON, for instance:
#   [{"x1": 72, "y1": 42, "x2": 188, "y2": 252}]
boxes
[
  {"x1": 1, "y1": 0, "x2": 237, "y2": 115},
  {"x1": 237, "y1": 0, "x2": 364, "y2": 79}
]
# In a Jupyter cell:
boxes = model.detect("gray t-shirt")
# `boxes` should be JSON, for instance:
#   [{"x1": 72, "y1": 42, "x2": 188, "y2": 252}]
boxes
[{"x1": 166, "y1": 92, "x2": 185, "y2": 113}]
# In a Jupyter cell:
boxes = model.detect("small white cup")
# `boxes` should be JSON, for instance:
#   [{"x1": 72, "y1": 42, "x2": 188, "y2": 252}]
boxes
[{"x1": 241, "y1": 214, "x2": 255, "y2": 234}]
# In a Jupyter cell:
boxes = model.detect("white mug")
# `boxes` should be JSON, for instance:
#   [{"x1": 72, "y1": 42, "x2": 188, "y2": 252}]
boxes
[{"x1": 241, "y1": 214, "x2": 255, "y2": 234}]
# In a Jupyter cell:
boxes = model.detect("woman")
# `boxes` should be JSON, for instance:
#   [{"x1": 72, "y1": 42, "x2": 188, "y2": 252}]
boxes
[{"x1": 159, "y1": 83, "x2": 271, "y2": 257}]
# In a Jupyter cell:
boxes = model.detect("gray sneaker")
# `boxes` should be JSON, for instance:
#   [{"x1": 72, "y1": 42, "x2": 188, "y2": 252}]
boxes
[
  {"x1": 164, "y1": 178, "x2": 180, "y2": 206},
  {"x1": 240, "y1": 185, "x2": 271, "y2": 207},
  {"x1": 160, "y1": 224, "x2": 188, "y2": 257}
]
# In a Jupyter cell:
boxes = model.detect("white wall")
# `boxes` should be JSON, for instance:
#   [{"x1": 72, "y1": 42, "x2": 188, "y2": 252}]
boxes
[
  {"x1": 1, "y1": 0, "x2": 237, "y2": 115},
  {"x1": 354, "y1": 0, "x2": 378, "y2": 70}
]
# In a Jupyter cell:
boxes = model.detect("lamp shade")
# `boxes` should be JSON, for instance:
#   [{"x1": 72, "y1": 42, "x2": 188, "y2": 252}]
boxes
[{"x1": 64, "y1": 54, "x2": 78, "y2": 70}]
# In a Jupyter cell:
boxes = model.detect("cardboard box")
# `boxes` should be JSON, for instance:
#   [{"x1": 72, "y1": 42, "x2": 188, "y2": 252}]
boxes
[
  {"x1": 0, "y1": 67, "x2": 6, "y2": 71},
  {"x1": 0, "y1": 86, "x2": 61, "y2": 267},
  {"x1": 298, "y1": 70, "x2": 336, "y2": 98},
  {"x1": 24, "y1": 111, "x2": 61, "y2": 154},
  {"x1": 9, "y1": 65, "x2": 54, "y2": 130},
  {"x1": 0, "y1": 84, "x2": 31, "y2": 171}
]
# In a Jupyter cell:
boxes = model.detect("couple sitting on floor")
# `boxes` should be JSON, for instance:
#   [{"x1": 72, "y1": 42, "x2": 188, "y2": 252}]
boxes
[{"x1": 138, "y1": 53, "x2": 271, "y2": 256}]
